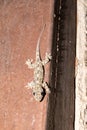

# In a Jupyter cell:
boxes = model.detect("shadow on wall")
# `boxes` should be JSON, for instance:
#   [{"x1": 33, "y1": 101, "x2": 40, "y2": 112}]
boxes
[{"x1": 46, "y1": 0, "x2": 76, "y2": 130}]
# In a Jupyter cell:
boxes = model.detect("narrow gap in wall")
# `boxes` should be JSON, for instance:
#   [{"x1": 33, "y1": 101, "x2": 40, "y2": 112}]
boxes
[{"x1": 46, "y1": 0, "x2": 76, "y2": 130}]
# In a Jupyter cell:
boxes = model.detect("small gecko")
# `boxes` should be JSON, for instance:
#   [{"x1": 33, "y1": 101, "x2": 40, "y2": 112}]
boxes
[{"x1": 25, "y1": 24, "x2": 52, "y2": 102}]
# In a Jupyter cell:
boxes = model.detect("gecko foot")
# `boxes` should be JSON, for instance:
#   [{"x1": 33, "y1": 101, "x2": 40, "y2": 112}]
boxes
[
  {"x1": 42, "y1": 53, "x2": 52, "y2": 65},
  {"x1": 25, "y1": 81, "x2": 35, "y2": 89},
  {"x1": 42, "y1": 82, "x2": 51, "y2": 93},
  {"x1": 45, "y1": 53, "x2": 52, "y2": 60},
  {"x1": 25, "y1": 59, "x2": 34, "y2": 68}
]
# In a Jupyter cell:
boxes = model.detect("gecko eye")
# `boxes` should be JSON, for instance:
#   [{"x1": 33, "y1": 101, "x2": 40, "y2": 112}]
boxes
[
  {"x1": 41, "y1": 92, "x2": 44, "y2": 95},
  {"x1": 33, "y1": 92, "x2": 35, "y2": 95},
  {"x1": 41, "y1": 88, "x2": 46, "y2": 96}
]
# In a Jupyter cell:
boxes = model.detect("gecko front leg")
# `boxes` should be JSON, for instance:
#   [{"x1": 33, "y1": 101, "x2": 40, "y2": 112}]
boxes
[
  {"x1": 42, "y1": 53, "x2": 52, "y2": 65},
  {"x1": 42, "y1": 82, "x2": 50, "y2": 93},
  {"x1": 25, "y1": 81, "x2": 35, "y2": 89},
  {"x1": 25, "y1": 59, "x2": 35, "y2": 69}
]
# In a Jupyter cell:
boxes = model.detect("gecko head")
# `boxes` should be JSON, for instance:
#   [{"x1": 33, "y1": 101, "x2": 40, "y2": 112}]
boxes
[{"x1": 32, "y1": 87, "x2": 46, "y2": 102}]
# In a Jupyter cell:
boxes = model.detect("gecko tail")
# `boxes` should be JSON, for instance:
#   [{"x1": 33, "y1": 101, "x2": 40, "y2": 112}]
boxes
[{"x1": 36, "y1": 24, "x2": 46, "y2": 60}]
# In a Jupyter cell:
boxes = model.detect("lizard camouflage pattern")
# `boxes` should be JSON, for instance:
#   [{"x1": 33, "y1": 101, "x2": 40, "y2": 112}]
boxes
[{"x1": 25, "y1": 24, "x2": 51, "y2": 102}]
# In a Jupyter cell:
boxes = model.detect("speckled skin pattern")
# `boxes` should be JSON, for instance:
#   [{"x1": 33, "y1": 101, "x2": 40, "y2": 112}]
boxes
[{"x1": 25, "y1": 25, "x2": 51, "y2": 102}]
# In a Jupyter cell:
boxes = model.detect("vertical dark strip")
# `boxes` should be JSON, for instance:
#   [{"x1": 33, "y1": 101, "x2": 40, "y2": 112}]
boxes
[{"x1": 46, "y1": 0, "x2": 76, "y2": 130}]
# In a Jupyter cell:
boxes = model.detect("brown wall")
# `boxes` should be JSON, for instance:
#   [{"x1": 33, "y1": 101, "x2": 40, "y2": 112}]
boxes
[{"x1": 0, "y1": 1, "x2": 54, "y2": 130}]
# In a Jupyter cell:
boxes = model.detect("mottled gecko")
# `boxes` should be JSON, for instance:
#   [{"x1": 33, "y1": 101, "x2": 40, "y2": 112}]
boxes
[{"x1": 25, "y1": 24, "x2": 52, "y2": 102}]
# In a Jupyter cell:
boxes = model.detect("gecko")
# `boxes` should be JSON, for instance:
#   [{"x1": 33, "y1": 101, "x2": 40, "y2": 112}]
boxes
[{"x1": 25, "y1": 24, "x2": 52, "y2": 102}]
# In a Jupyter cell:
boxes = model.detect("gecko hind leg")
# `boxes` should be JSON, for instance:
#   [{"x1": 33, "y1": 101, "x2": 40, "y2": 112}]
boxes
[
  {"x1": 25, "y1": 59, "x2": 35, "y2": 69},
  {"x1": 42, "y1": 53, "x2": 52, "y2": 65}
]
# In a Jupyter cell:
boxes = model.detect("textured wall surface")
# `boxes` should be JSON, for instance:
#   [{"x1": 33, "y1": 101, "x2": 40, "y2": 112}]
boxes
[
  {"x1": 0, "y1": 1, "x2": 54, "y2": 130},
  {"x1": 46, "y1": 0, "x2": 76, "y2": 130},
  {"x1": 75, "y1": 0, "x2": 87, "y2": 130}
]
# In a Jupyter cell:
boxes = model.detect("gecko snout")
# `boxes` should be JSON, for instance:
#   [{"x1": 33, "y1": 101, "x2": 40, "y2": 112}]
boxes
[{"x1": 32, "y1": 87, "x2": 46, "y2": 102}]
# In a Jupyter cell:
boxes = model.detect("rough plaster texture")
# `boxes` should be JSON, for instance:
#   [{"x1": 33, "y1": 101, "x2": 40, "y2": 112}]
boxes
[
  {"x1": 0, "y1": 0, "x2": 54, "y2": 130},
  {"x1": 75, "y1": 0, "x2": 87, "y2": 130}
]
